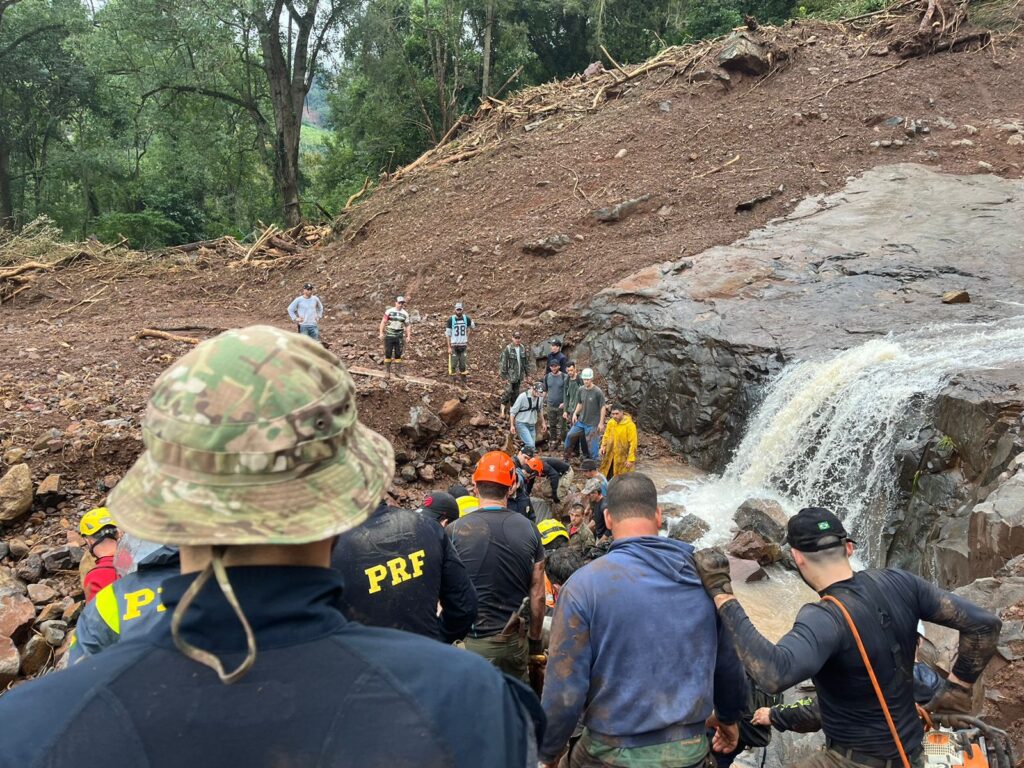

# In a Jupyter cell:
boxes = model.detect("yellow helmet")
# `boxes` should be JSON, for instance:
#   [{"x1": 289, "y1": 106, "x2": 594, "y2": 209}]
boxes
[
  {"x1": 538, "y1": 518, "x2": 569, "y2": 547},
  {"x1": 80, "y1": 507, "x2": 117, "y2": 537},
  {"x1": 457, "y1": 496, "x2": 479, "y2": 517}
]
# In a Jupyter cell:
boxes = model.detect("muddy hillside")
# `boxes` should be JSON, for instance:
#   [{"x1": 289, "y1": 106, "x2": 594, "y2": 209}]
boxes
[{"x1": 1, "y1": 1, "x2": 1023, "y2": 734}]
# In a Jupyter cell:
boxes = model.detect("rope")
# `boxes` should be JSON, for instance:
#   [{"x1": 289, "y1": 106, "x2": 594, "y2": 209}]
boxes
[{"x1": 821, "y1": 595, "x2": 911, "y2": 768}]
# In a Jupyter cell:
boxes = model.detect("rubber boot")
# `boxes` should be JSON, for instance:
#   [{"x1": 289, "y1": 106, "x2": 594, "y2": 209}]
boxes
[
  {"x1": 394, "y1": 362, "x2": 404, "y2": 379},
  {"x1": 384, "y1": 362, "x2": 391, "y2": 380}
]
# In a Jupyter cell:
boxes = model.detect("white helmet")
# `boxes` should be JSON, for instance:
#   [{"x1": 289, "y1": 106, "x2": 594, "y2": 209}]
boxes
[{"x1": 581, "y1": 368, "x2": 594, "y2": 380}]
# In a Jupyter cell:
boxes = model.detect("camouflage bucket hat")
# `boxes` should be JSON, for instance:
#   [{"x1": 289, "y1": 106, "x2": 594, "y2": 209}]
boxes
[{"x1": 109, "y1": 325, "x2": 394, "y2": 546}]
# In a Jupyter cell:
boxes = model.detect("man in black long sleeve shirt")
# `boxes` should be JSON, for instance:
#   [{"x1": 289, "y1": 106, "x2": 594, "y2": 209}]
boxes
[
  {"x1": 695, "y1": 507, "x2": 1001, "y2": 768},
  {"x1": 333, "y1": 502, "x2": 477, "y2": 643}
]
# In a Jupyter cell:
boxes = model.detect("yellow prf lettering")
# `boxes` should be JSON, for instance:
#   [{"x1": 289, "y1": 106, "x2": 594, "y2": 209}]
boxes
[
  {"x1": 156, "y1": 586, "x2": 166, "y2": 613},
  {"x1": 408, "y1": 549, "x2": 426, "y2": 578},
  {"x1": 123, "y1": 589, "x2": 156, "y2": 620},
  {"x1": 387, "y1": 557, "x2": 411, "y2": 585},
  {"x1": 365, "y1": 564, "x2": 389, "y2": 594}
]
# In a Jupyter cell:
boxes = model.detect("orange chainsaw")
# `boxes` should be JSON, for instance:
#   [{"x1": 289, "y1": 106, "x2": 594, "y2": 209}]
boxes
[{"x1": 921, "y1": 714, "x2": 1015, "y2": 768}]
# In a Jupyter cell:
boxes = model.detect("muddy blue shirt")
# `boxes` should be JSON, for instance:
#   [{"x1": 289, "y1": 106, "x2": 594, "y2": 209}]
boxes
[
  {"x1": 0, "y1": 566, "x2": 544, "y2": 768},
  {"x1": 540, "y1": 536, "x2": 746, "y2": 761}
]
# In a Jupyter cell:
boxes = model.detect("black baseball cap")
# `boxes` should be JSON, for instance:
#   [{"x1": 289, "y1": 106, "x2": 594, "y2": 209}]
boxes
[
  {"x1": 786, "y1": 507, "x2": 855, "y2": 552},
  {"x1": 303, "y1": 282, "x2": 313, "y2": 290},
  {"x1": 580, "y1": 459, "x2": 599, "y2": 471},
  {"x1": 420, "y1": 491, "x2": 460, "y2": 523}
]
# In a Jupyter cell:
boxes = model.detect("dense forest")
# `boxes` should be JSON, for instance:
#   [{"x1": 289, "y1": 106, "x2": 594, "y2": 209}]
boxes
[{"x1": 0, "y1": 0, "x2": 884, "y2": 245}]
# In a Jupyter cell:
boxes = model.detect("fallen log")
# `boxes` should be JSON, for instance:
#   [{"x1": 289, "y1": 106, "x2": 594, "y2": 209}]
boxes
[{"x1": 134, "y1": 328, "x2": 201, "y2": 345}]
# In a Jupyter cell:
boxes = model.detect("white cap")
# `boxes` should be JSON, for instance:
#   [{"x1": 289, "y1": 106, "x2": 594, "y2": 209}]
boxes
[
  {"x1": 396, "y1": 296, "x2": 406, "y2": 303},
  {"x1": 581, "y1": 368, "x2": 594, "y2": 380},
  {"x1": 454, "y1": 302, "x2": 464, "y2": 310}
]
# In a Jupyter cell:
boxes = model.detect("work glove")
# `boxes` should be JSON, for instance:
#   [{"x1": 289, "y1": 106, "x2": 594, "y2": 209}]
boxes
[
  {"x1": 925, "y1": 678, "x2": 974, "y2": 714},
  {"x1": 693, "y1": 548, "x2": 734, "y2": 598}
]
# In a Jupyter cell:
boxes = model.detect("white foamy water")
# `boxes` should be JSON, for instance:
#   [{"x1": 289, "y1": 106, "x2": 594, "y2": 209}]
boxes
[{"x1": 663, "y1": 318, "x2": 1024, "y2": 563}]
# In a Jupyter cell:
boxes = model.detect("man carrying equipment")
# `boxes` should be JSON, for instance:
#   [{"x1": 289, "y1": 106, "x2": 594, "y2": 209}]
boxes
[
  {"x1": 379, "y1": 295, "x2": 411, "y2": 379},
  {"x1": 287, "y1": 282, "x2": 324, "y2": 342},
  {"x1": 694, "y1": 506, "x2": 1002, "y2": 768},
  {"x1": 0, "y1": 326, "x2": 544, "y2": 768},
  {"x1": 445, "y1": 302, "x2": 475, "y2": 383}
]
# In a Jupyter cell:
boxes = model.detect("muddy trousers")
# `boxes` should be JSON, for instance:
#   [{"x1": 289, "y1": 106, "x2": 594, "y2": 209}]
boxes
[
  {"x1": 792, "y1": 747, "x2": 924, "y2": 768},
  {"x1": 501, "y1": 379, "x2": 522, "y2": 407},
  {"x1": 384, "y1": 335, "x2": 404, "y2": 364},
  {"x1": 559, "y1": 740, "x2": 715, "y2": 768},
  {"x1": 546, "y1": 405, "x2": 564, "y2": 444},
  {"x1": 449, "y1": 346, "x2": 468, "y2": 377},
  {"x1": 463, "y1": 633, "x2": 528, "y2": 683}
]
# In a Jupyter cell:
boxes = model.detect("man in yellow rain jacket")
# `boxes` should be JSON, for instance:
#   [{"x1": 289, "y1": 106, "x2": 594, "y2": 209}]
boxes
[{"x1": 599, "y1": 405, "x2": 637, "y2": 479}]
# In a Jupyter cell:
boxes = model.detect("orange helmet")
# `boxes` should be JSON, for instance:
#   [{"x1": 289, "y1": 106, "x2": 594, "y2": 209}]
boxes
[
  {"x1": 526, "y1": 457, "x2": 544, "y2": 476},
  {"x1": 472, "y1": 451, "x2": 516, "y2": 487}
]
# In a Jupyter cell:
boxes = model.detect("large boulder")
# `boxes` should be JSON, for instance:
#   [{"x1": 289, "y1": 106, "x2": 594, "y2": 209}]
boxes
[
  {"x1": 734, "y1": 498, "x2": 787, "y2": 543},
  {"x1": 400, "y1": 407, "x2": 447, "y2": 447},
  {"x1": 438, "y1": 399, "x2": 467, "y2": 427},
  {"x1": 0, "y1": 592, "x2": 36, "y2": 640},
  {"x1": 0, "y1": 463, "x2": 33, "y2": 522},
  {"x1": 727, "y1": 530, "x2": 781, "y2": 566},
  {"x1": 717, "y1": 32, "x2": 770, "y2": 75},
  {"x1": 968, "y1": 469, "x2": 1024, "y2": 580},
  {"x1": 583, "y1": 166, "x2": 1024, "y2": 470},
  {"x1": 0, "y1": 636, "x2": 19, "y2": 687},
  {"x1": 668, "y1": 514, "x2": 710, "y2": 543}
]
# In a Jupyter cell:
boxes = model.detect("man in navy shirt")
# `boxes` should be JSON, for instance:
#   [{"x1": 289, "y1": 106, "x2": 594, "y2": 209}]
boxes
[{"x1": 695, "y1": 507, "x2": 1001, "y2": 768}]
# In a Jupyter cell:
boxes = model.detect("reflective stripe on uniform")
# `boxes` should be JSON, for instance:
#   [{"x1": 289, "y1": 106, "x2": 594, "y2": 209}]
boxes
[{"x1": 94, "y1": 585, "x2": 121, "y2": 635}]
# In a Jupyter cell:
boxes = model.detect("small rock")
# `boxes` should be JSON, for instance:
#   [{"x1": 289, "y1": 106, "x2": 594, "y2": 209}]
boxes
[
  {"x1": 0, "y1": 592, "x2": 36, "y2": 638},
  {"x1": 417, "y1": 465, "x2": 436, "y2": 482},
  {"x1": 0, "y1": 567, "x2": 27, "y2": 597},
  {"x1": 950, "y1": 139, "x2": 974, "y2": 147},
  {"x1": 15, "y1": 554, "x2": 43, "y2": 583},
  {"x1": 438, "y1": 399, "x2": 467, "y2": 428},
  {"x1": 942, "y1": 290, "x2": 970, "y2": 304},
  {"x1": 62, "y1": 600, "x2": 84, "y2": 623},
  {"x1": 26, "y1": 583, "x2": 57, "y2": 604},
  {"x1": 38, "y1": 619, "x2": 67, "y2": 646},
  {"x1": 0, "y1": 636, "x2": 18, "y2": 686},
  {"x1": 964, "y1": 125, "x2": 978, "y2": 135},
  {"x1": 727, "y1": 530, "x2": 782, "y2": 566},
  {"x1": 745, "y1": 567, "x2": 770, "y2": 583},
  {"x1": 400, "y1": 465, "x2": 418, "y2": 483},
  {"x1": 614, "y1": 148, "x2": 628, "y2": 159},
  {"x1": 978, "y1": 161, "x2": 994, "y2": 171},
  {"x1": 438, "y1": 460, "x2": 462, "y2": 478},
  {"x1": 41, "y1": 545, "x2": 82, "y2": 573},
  {"x1": 668, "y1": 514, "x2": 710, "y2": 543},
  {"x1": 101, "y1": 473, "x2": 120, "y2": 490},
  {"x1": 880, "y1": 139, "x2": 892, "y2": 148},
  {"x1": 522, "y1": 234, "x2": 573, "y2": 256},
  {"x1": 34, "y1": 600, "x2": 66, "y2": 624},
  {"x1": 99, "y1": 418, "x2": 129, "y2": 429},
  {"x1": 35, "y1": 473, "x2": 62, "y2": 498},
  {"x1": 393, "y1": 449, "x2": 414, "y2": 464},
  {"x1": 2, "y1": 448, "x2": 26, "y2": 464},
  {"x1": 0, "y1": 463, "x2": 34, "y2": 522},
  {"x1": 0, "y1": 543, "x2": 7, "y2": 562},
  {"x1": 19, "y1": 634, "x2": 51, "y2": 676},
  {"x1": 1009, "y1": 134, "x2": 1024, "y2": 147},
  {"x1": 659, "y1": 101, "x2": 672, "y2": 113},
  {"x1": 438, "y1": 442, "x2": 457, "y2": 456},
  {"x1": 469, "y1": 413, "x2": 489, "y2": 427},
  {"x1": 791, "y1": 113, "x2": 804, "y2": 125},
  {"x1": 7, "y1": 538, "x2": 29, "y2": 559}
]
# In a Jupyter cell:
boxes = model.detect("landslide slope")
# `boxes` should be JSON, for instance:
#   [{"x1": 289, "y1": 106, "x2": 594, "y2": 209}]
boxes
[{"x1": 0, "y1": 5, "x2": 1023, "y2": 681}]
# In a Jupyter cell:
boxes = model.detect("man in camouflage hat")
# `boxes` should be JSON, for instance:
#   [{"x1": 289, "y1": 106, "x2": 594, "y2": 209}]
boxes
[{"x1": 0, "y1": 326, "x2": 544, "y2": 768}]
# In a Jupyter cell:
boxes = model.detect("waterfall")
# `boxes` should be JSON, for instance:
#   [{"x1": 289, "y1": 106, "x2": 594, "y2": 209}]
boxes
[{"x1": 666, "y1": 318, "x2": 1024, "y2": 562}]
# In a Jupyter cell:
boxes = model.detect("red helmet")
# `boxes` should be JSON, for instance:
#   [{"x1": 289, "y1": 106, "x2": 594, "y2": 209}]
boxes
[
  {"x1": 472, "y1": 451, "x2": 516, "y2": 487},
  {"x1": 526, "y1": 457, "x2": 544, "y2": 476}
]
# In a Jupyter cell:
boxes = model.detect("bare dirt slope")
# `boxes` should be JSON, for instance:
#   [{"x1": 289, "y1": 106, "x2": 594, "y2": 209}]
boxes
[{"x1": 0, "y1": 6, "x2": 1022, "y2": 683}]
